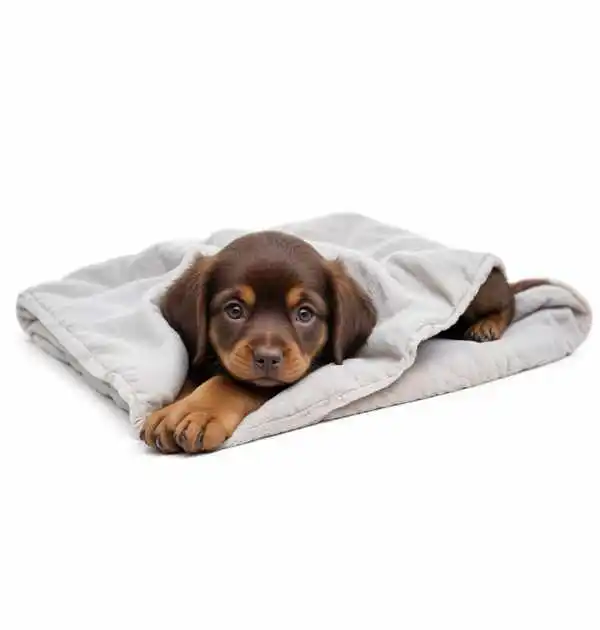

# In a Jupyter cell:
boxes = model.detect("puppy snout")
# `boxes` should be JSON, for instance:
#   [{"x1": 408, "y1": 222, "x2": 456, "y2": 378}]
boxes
[{"x1": 252, "y1": 346, "x2": 283, "y2": 375}]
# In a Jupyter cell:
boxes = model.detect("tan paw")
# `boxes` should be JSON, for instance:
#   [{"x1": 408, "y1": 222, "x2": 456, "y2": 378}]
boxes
[
  {"x1": 140, "y1": 376, "x2": 267, "y2": 454},
  {"x1": 140, "y1": 402, "x2": 237, "y2": 454},
  {"x1": 172, "y1": 410, "x2": 232, "y2": 453},
  {"x1": 464, "y1": 319, "x2": 501, "y2": 342}
]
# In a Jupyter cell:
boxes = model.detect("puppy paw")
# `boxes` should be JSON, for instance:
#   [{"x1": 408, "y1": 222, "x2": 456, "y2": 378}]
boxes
[
  {"x1": 139, "y1": 376, "x2": 266, "y2": 455},
  {"x1": 172, "y1": 410, "x2": 231, "y2": 453},
  {"x1": 464, "y1": 319, "x2": 501, "y2": 342},
  {"x1": 139, "y1": 404, "x2": 183, "y2": 454},
  {"x1": 140, "y1": 401, "x2": 236, "y2": 454}
]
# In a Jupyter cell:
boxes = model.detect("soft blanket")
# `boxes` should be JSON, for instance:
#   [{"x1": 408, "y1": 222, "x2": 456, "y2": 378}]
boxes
[{"x1": 16, "y1": 214, "x2": 592, "y2": 449}]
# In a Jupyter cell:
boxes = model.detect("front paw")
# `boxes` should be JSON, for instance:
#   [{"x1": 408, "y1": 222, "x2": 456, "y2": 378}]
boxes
[
  {"x1": 140, "y1": 403, "x2": 233, "y2": 454},
  {"x1": 173, "y1": 409, "x2": 231, "y2": 453}
]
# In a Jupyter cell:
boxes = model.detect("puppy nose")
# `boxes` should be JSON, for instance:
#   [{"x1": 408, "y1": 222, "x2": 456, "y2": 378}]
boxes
[{"x1": 252, "y1": 346, "x2": 283, "y2": 374}]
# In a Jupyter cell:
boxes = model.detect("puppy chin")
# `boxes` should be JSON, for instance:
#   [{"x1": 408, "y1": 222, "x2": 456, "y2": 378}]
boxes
[
  {"x1": 248, "y1": 376, "x2": 286, "y2": 388},
  {"x1": 227, "y1": 371, "x2": 290, "y2": 389},
  {"x1": 218, "y1": 360, "x2": 285, "y2": 388},
  {"x1": 248, "y1": 369, "x2": 310, "y2": 388},
  {"x1": 222, "y1": 365, "x2": 304, "y2": 389}
]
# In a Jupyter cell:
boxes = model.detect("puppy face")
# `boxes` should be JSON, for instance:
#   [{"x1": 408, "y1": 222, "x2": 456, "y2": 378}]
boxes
[{"x1": 162, "y1": 231, "x2": 376, "y2": 388}]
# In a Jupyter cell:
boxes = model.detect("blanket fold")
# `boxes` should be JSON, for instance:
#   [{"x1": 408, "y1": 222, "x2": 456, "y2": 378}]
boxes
[{"x1": 16, "y1": 214, "x2": 592, "y2": 448}]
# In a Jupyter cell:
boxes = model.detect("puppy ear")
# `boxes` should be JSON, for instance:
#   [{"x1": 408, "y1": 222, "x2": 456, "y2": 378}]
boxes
[
  {"x1": 161, "y1": 255, "x2": 213, "y2": 367},
  {"x1": 326, "y1": 259, "x2": 376, "y2": 364}
]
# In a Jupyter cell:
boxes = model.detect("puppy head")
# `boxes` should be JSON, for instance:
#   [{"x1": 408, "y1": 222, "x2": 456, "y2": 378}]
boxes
[{"x1": 162, "y1": 231, "x2": 376, "y2": 388}]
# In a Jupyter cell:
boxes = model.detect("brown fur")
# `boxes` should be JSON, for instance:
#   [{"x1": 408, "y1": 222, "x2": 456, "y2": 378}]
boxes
[
  {"x1": 327, "y1": 259, "x2": 377, "y2": 364},
  {"x1": 439, "y1": 270, "x2": 548, "y2": 342},
  {"x1": 141, "y1": 231, "x2": 377, "y2": 453},
  {"x1": 161, "y1": 256, "x2": 213, "y2": 366},
  {"x1": 510, "y1": 278, "x2": 550, "y2": 294}
]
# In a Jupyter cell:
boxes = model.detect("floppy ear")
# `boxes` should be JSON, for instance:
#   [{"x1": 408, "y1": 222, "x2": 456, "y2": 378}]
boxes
[
  {"x1": 326, "y1": 259, "x2": 377, "y2": 364},
  {"x1": 161, "y1": 255, "x2": 214, "y2": 367}
]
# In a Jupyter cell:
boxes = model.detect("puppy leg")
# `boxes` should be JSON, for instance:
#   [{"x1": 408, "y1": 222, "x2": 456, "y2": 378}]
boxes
[
  {"x1": 464, "y1": 306, "x2": 513, "y2": 342},
  {"x1": 440, "y1": 268, "x2": 515, "y2": 342},
  {"x1": 140, "y1": 376, "x2": 270, "y2": 454},
  {"x1": 462, "y1": 268, "x2": 515, "y2": 342}
]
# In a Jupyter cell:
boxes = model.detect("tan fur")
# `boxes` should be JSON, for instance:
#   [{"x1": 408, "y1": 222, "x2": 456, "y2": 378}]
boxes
[
  {"x1": 465, "y1": 306, "x2": 513, "y2": 341},
  {"x1": 237, "y1": 284, "x2": 256, "y2": 307},
  {"x1": 220, "y1": 338, "x2": 312, "y2": 384},
  {"x1": 140, "y1": 375, "x2": 270, "y2": 454},
  {"x1": 286, "y1": 286, "x2": 305, "y2": 310}
]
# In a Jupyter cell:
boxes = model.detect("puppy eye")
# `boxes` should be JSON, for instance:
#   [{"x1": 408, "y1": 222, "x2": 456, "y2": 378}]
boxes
[
  {"x1": 296, "y1": 306, "x2": 315, "y2": 324},
  {"x1": 224, "y1": 301, "x2": 246, "y2": 320}
]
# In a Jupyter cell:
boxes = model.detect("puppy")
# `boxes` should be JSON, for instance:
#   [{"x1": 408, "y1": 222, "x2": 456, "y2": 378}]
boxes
[
  {"x1": 140, "y1": 231, "x2": 531, "y2": 454},
  {"x1": 140, "y1": 231, "x2": 376, "y2": 453}
]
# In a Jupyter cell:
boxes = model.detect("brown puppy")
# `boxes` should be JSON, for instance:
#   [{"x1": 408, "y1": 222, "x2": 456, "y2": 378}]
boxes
[
  {"x1": 141, "y1": 231, "x2": 376, "y2": 454},
  {"x1": 140, "y1": 231, "x2": 535, "y2": 454}
]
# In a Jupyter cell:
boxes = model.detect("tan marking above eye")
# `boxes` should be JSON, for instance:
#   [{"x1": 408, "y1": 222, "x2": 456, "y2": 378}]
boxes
[
  {"x1": 286, "y1": 286, "x2": 305, "y2": 310},
  {"x1": 237, "y1": 285, "x2": 256, "y2": 308}
]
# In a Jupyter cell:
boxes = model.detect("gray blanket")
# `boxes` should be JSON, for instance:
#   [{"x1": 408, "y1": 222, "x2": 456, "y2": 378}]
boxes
[{"x1": 16, "y1": 214, "x2": 592, "y2": 449}]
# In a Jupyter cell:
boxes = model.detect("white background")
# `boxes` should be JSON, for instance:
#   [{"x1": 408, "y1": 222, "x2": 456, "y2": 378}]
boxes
[{"x1": 1, "y1": 2, "x2": 598, "y2": 629}]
